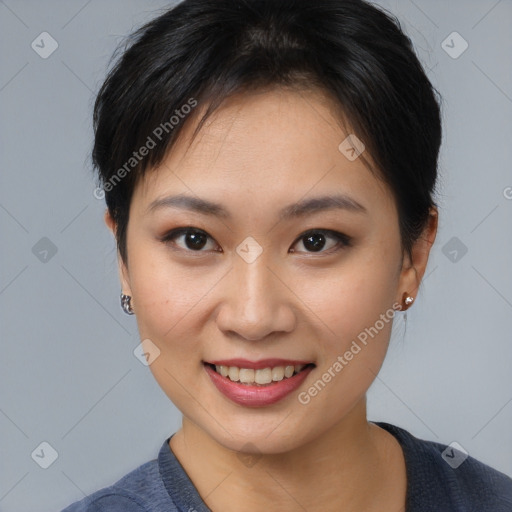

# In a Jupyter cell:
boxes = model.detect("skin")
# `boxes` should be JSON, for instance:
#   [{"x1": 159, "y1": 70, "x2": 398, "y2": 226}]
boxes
[{"x1": 105, "y1": 86, "x2": 438, "y2": 512}]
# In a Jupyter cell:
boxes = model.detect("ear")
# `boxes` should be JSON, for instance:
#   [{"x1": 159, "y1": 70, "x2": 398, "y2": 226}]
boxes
[
  {"x1": 104, "y1": 209, "x2": 132, "y2": 296},
  {"x1": 396, "y1": 207, "x2": 438, "y2": 307}
]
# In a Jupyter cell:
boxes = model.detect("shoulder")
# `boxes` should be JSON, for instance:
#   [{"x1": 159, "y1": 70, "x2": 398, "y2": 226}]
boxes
[
  {"x1": 374, "y1": 421, "x2": 512, "y2": 511},
  {"x1": 60, "y1": 459, "x2": 177, "y2": 512}
]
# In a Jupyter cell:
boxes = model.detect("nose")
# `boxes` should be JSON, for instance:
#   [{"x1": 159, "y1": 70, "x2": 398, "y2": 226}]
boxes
[{"x1": 215, "y1": 256, "x2": 296, "y2": 341}]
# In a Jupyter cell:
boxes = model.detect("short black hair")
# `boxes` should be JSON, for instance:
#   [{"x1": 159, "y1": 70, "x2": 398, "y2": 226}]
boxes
[{"x1": 92, "y1": 0, "x2": 442, "y2": 264}]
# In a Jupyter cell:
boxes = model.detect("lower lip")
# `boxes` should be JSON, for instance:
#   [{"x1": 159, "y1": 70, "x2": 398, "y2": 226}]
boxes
[{"x1": 204, "y1": 363, "x2": 314, "y2": 407}]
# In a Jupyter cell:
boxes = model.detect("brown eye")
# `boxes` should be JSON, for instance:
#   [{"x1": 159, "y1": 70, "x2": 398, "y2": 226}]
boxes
[
  {"x1": 160, "y1": 228, "x2": 219, "y2": 252},
  {"x1": 290, "y1": 229, "x2": 351, "y2": 254}
]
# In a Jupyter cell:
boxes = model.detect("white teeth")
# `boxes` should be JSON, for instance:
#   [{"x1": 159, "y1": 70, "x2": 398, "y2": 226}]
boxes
[
  {"x1": 228, "y1": 366, "x2": 240, "y2": 382},
  {"x1": 272, "y1": 366, "x2": 285, "y2": 381},
  {"x1": 239, "y1": 368, "x2": 255, "y2": 383},
  {"x1": 255, "y1": 368, "x2": 272, "y2": 384},
  {"x1": 211, "y1": 363, "x2": 311, "y2": 384}
]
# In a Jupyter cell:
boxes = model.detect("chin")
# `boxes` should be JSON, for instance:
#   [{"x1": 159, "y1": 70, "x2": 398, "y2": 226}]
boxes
[{"x1": 200, "y1": 414, "x2": 316, "y2": 455}]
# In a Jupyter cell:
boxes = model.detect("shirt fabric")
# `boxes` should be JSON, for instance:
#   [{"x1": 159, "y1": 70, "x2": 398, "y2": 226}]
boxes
[{"x1": 61, "y1": 421, "x2": 512, "y2": 511}]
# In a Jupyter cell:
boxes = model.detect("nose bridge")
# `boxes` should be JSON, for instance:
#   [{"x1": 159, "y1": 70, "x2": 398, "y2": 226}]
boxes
[
  {"x1": 216, "y1": 252, "x2": 293, "y2": 340},
  {"x1": 237, "y1": 255, "x2": 273, "y2": 307}
]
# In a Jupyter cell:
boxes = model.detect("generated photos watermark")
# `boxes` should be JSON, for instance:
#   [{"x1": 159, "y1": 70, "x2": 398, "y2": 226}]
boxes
[
  {"x1": 298, "y1": 301, "x2": 402, "y2": 405},
  {"x1": 93, "y1": 97, "x2": 198, "y2": 200}
]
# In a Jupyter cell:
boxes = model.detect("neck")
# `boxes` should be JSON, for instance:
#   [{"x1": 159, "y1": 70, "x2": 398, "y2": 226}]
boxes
[{"x1": 169, "y1": 398, "x2": 405, "y2": 512}]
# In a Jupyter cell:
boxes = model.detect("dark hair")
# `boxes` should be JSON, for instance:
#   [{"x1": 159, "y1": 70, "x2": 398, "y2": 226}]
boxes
[{"x1": 92, "y1": 0, "x2": 442, "y2": 265}]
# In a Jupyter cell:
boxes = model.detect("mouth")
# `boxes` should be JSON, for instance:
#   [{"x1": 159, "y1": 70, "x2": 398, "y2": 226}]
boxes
[
  {"x1": 203, "y1": 359, "x2": 316, "y2": 407},
  {"x1": 203, "y1": 361, "x2": 316, "y2": 387}
]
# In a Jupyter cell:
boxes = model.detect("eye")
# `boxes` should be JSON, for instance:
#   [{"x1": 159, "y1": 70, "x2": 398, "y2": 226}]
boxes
[
  {"x1": 290, "y1": 229, "x2": 351, "y2": 254},
  {"x1": 160, "y1": 227, "x2": 220, "y2": 252},
  {"x1": 160, "y1": 227, "x2": 351, "y2": 254}
]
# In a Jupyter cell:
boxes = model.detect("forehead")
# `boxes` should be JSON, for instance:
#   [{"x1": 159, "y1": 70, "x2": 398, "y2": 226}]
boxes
[{"x1": 132, "y1": 87, "x2": 393, "y2": 218}]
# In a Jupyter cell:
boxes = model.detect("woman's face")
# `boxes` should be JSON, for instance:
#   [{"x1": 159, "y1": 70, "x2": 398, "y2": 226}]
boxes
[{"x1": 111, "y1": 87, "x2": 421, "y2": 454}]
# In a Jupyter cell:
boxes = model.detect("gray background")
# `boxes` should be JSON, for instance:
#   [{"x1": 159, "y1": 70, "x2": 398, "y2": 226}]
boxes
[{"x1": 1, "y1": 0, "x2": 511, "y2": 510}]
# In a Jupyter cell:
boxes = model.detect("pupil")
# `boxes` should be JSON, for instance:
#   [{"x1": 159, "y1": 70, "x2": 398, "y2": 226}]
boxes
[
  {"x1": 186, "y1": 231, "x2": 207, "y2": 250},
  {"x1": 304, "y1": 233, "x2": 325, "y2": 252}
]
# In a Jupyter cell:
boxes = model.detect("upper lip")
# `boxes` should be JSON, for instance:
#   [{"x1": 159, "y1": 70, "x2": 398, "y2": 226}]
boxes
[{"x1": 204, "y1": 358, "x2": 315, "y2": 370}]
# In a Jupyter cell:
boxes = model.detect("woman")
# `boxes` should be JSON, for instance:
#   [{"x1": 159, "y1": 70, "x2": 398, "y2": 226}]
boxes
[{"x1": 62, "y1": 0, "x2": 512, "y2": 510}]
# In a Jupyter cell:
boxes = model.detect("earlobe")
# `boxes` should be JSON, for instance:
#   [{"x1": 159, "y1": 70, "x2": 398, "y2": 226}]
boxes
[
  {"x1": 396, "y1": 207, "x2": 438, "y2": 307},
  {"x1": 104, "y1": 208, "x2": 116, "y2": 234},
  {"x1": 117, "y1": 254, "x2": 132, "y2": 298},
  {"x1": 104, "y1": 209, "x2": 133, "y2": 297}
]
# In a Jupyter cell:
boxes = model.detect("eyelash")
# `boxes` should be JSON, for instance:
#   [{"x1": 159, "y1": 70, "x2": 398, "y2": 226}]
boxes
[{"x1": 159, "y1": 227, "x2": 352, "y2": 255}]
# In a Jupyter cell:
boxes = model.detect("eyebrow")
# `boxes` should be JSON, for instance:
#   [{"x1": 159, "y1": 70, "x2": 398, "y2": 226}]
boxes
[{"x1": 146, "y1": 193, "x2": 367, "y2": 220}]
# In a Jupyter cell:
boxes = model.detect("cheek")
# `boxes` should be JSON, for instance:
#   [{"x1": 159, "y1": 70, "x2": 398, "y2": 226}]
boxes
[
  {"x1": 294, "y1": 255, "x2": 398, "y2": 423},
  {"x1": 126, "y1": 245, "x2": 211, "y2": 357},
  {"x1": 127, "y1": 248, "x2": 213, "y2": 408},
  {"x1": 300, "y1": 245, "x2": 400, "y2": 360}
]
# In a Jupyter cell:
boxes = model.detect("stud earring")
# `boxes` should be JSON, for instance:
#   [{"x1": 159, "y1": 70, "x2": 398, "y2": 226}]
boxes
[
  {"x1": 120, "y1": 293, "x2": 134, "y2": 315},
  {"x1": 401, "y1": 292, "x2": 414, "y2": 311}
]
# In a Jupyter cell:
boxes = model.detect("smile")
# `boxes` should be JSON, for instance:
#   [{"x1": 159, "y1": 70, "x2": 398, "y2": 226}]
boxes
[
  {"x1": 206, "y1": 363, "x2": 312, "y2": 386},
  {"x1": 203, "y1": 360, "x2": 316, "y2": 407}
]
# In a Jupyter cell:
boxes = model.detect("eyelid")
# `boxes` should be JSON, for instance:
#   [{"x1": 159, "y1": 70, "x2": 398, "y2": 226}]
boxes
[{"x1": 295, "y1": 228, "x2": 351, "y2": 245}]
